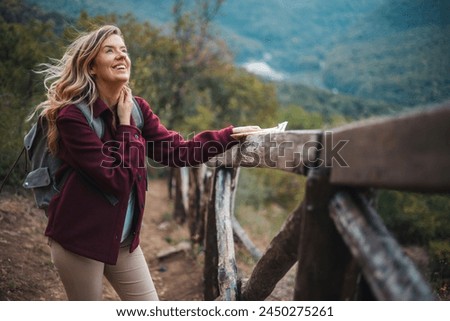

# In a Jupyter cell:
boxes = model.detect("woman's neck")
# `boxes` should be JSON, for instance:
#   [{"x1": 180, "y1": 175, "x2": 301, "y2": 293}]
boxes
[
  {"x1": 96, "y1": 82, "x2": 123, "y2": 108},
  {"x1": 99, "y1": 92, "x2": 120, "y2": 108}
]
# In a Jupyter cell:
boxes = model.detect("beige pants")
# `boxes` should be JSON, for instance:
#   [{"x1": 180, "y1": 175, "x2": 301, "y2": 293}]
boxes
[{"x1": 49, "y1": 239, "x2": 159, "y2": 301}]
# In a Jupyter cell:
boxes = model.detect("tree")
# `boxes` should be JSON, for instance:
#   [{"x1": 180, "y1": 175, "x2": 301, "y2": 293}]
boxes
[{"x1": 0, "y1": 1, "x2": 60, "y2": 185}]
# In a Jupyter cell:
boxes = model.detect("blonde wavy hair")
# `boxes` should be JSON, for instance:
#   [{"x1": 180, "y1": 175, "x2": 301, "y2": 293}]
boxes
[{"x1": 33, "y1": 25, "x2": 125, "y2": 155}]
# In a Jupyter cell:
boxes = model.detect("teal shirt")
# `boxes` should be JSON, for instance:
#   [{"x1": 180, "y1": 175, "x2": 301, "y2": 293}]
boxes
[{"x1": 121, "y1": 187, "x2": 135, "y2": 242}]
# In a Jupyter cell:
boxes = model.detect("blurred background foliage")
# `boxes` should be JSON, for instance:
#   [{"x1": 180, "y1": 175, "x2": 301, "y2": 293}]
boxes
[{"x1": 0, "y1": 0, "x2": 448, "y2": 298}]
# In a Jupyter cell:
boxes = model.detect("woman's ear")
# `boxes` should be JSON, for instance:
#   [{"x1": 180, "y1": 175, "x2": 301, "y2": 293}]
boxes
[{"x1": 89, "y1": 63, "x2": 96, "y2": 76}]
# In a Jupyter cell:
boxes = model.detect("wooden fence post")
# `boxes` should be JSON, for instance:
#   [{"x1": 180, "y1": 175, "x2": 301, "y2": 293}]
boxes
[
  {"x1": 203, "y1": 168, "x2": 219, "y2": 300},
  {"x1": 172, "y1": 168, "x2": 186, "y2": 223},
  {"x1": 198, "y1": 166, "x2": 213, "y2": 245},
  {"x1": 203, "y1": 166, "x2": 240, "y2": 300},
  {"x1": 214, "y1": 167, "x2": 239, "y2": 300},
  {"x1": 294, "y1": 167, "x2": 360, "y2": 300},
  {"x1": 187, "y1": 166, "x2": 206, "y2": 243}
]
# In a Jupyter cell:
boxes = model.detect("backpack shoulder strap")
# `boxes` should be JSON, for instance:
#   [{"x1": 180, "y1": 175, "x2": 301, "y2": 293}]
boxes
[
  {"x1": 131, "y1": 97, "x2": 144, "y2": 130},
  {"x1": 0, "y1": 147, "x2": 26, "y2": 193},
  {"x1": 76, "y1": 99, "x2": 142, "y2": 135},
  {"x1": 76, "y1": 102, "x2": 104, "y2": 139}
]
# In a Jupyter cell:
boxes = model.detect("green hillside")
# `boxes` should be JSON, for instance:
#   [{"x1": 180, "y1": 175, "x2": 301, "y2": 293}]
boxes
[
  {"x1": 324, "y1": 0, "x2": 450, "y2": 106},
  {"x1": 24, "y1": 0, "x2": 450, "y2": 109},
  {"x1": 24, "y1": 0, "x2": 384, "y2": 72},
  {"x1": 276, "y1": 82, "x2": 404, "y2": 120}
]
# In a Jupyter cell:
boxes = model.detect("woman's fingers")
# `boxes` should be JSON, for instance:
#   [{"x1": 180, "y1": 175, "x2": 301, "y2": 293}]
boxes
[
  {"x1": 117, "y1": 87, "x2": 133, "y2": 125},
  {"x1": 232, "y1": 126, "x2": 261, "y2": 134},
  {"x1": 230, "y1": 125, "x2": 262, "y2": 140}
]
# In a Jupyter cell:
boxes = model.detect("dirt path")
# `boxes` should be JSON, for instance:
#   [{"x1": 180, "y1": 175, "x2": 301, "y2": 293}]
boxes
[{"x1": 0, "y1": 179, "x2": 293, "y2": 301}]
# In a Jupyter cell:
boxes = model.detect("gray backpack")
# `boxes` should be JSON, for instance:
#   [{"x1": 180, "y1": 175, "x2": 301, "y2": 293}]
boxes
[{"x1": 21, "y1": 98, "x2": 144, "y2": 213}]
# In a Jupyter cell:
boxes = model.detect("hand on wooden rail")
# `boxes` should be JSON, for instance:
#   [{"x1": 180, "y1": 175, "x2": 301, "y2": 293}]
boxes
[{"x1": 231, "y1": 125, "x2": 261, "y2": 140}]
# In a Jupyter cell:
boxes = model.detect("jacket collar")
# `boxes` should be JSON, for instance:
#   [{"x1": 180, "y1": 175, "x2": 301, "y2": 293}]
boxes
[{"x1": 92, "y1": 97, "x2": 112, "y2": 118}]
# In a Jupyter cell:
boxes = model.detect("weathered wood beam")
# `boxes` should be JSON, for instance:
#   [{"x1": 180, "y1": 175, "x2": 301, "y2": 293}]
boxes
[
  {"x1": 232, "y1": 216, "x2": 262, "y2": 261},
  {"x1": 241, "y1": 202, "x2": 303, "y2": 300},
  {"x1": 327, "y1": 102, "x2": 450, "y2": 192},
  {"x1": 214, "y1": 167, "x2": 239, "y2": 300},
  {"x1": 329, "y1": 190, "x2": 434, "y2": 300},
  {"x1": 225, "y1": 168, "x2": 262, "y2": 260},
  {"x1": 208, "y1": 131, "x2": 321, "y2": 175}
]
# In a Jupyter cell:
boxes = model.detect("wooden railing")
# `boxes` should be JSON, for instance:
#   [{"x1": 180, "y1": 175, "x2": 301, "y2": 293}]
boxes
[{"x1": 171, "y1": 101, "x2": 450, "y2": 300}]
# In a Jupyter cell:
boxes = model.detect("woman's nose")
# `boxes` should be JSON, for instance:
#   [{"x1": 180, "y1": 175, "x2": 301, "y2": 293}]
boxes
[{"x1": 116, "y1": 51, "x2": 127, "y2": 60}]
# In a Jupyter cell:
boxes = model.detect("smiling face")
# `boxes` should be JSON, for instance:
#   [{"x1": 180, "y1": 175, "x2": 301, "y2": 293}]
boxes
[{"x1": 90, "y1": 34, "x2": 131, "y2": 87}]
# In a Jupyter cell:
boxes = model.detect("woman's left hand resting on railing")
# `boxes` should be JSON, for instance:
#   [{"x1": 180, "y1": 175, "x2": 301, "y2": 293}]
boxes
[{"x1": 231, "y1": 126, "x2": 261, "y2": 139}]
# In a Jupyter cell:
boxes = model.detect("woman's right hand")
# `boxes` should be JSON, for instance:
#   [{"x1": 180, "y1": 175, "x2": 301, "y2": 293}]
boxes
[
  {"x1": 117, "y1": 87, "x2": 133, "y2": 126},
  {"x1": 230, "y1": 125, "x2": 261, "y2": 139}
]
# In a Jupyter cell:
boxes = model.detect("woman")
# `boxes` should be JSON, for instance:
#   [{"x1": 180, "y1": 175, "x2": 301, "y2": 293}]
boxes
[{"x1": 35, "y1": 25, "x2": 258, "y2": 300}]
